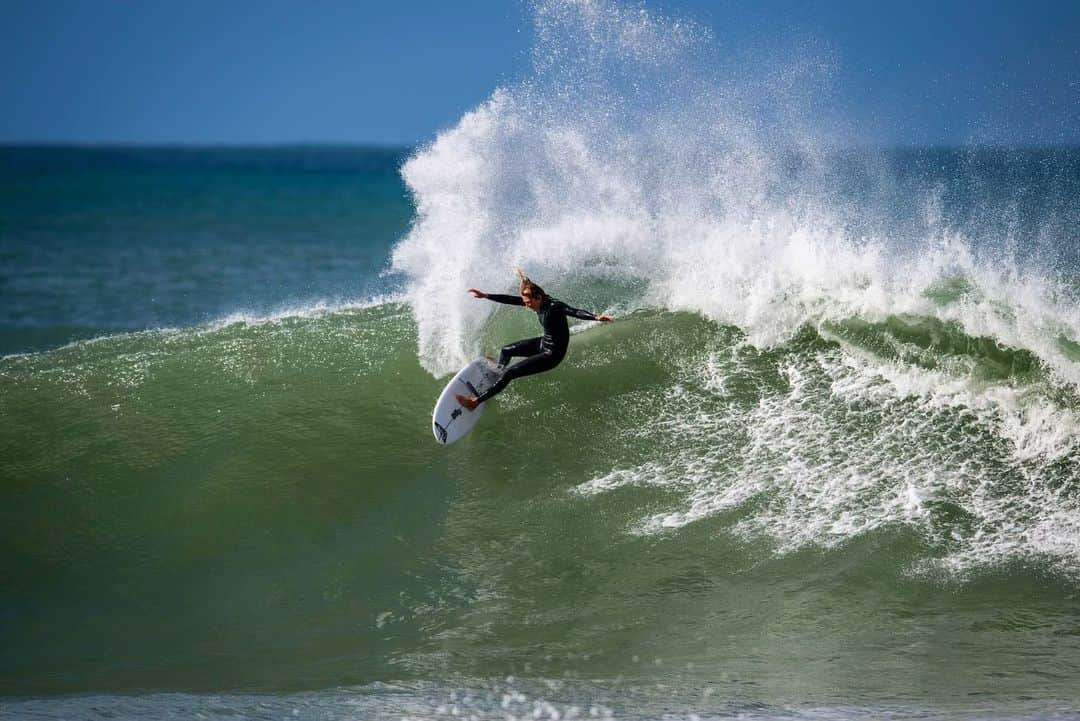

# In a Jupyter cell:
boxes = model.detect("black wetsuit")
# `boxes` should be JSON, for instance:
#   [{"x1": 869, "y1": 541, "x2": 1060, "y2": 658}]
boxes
[{"x1": 474, "y1": 294, "x2": 598, "y2": 404}]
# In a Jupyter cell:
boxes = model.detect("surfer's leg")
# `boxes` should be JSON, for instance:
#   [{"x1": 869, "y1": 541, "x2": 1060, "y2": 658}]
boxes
[
  {"x1": 496, "y1": 337, "x2": 543, "y2": 367},
  {"x1": 475, "y1": 350, "x2": 562, "y2": 404},
  {"x1": 460, "y1": 339, "x2": 548, "y2": 411}
]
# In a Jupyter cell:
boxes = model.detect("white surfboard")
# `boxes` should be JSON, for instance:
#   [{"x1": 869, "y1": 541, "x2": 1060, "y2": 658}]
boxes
[{"x1": 432, "y1": 358, "x2": 501, "y2": 445}]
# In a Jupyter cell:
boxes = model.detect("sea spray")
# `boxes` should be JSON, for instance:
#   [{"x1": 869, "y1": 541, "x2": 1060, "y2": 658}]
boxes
[
  {"x1": 393, "y1": 0, "x2": 843, "y2": 374},
  {"x1": 393, "y1": 0, "x2": 1079, "y2": 386}
]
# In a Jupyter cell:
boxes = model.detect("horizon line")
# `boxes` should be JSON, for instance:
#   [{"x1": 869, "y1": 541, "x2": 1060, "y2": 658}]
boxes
[{"x1": 2, "y1": 140, "x2": 1079, "y2": 153}]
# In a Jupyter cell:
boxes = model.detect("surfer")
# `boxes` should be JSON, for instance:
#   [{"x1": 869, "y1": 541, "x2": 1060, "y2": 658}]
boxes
[{"x1": 455, "y1": 269, "x2": 613, "y2": 410}]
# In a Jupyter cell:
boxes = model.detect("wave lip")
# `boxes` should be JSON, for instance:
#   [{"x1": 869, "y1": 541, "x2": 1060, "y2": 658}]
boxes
[{"x1": 0, "y1": 295, "x2": 407, "y2": 361}]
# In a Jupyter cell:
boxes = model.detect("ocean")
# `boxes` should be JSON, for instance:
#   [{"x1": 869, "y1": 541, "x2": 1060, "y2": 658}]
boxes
[{"x1": 2, "y1": 2, "x2": 1080, "y2": 719}]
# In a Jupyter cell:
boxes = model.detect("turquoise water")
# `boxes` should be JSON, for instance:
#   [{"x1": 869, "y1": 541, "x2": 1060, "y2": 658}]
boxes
[
  {"x1": 3, "y1": 302, "x2": 1080, "y2": 718},
  {"x1": 0, "y1": 145, "x2": 410, "y2": 353},
  {"x1": 3, "y1": 1, "x2": 1080, "y2": 719}
]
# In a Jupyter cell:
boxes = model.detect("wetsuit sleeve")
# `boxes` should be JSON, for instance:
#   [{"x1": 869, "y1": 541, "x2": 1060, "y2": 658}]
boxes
[
  {"x1": 485, "y1": 294, "x2": 525, "y2": 306},
  {"x1": 558, "y1": 301, "x2": 599, "y2": 321}
]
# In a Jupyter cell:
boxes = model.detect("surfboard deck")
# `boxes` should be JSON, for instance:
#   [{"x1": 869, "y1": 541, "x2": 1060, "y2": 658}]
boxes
[{"x1": 432, "y1": 358, "x2": 501, "y2": 445}]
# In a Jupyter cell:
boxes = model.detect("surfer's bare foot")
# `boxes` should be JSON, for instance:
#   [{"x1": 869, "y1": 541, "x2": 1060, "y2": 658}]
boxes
[{"x1": 455, "y1": 393, "x2": 480, "y2": 411}]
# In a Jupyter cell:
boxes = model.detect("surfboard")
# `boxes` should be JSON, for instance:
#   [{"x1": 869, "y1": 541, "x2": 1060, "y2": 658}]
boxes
[{"x1": 432, "y1": 358, "x2": 501, "y2": 445}]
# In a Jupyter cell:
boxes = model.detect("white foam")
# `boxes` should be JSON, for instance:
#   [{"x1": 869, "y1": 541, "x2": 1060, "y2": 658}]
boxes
[
  {"x1": 575, "y1": 342, "x2": 1080, "y2": 577},
  {"x1": 0, "y1": 295, "x2": 406, "y2": 363},
  {"x1": 391, "y1": 0, "x2": 1080, "y2": 390},
  {"x1": 205, "y1": 293, "x2": 406, "y2": 331}
]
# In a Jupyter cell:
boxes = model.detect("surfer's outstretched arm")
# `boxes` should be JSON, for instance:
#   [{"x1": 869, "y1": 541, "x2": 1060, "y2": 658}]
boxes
[
  {"x1": 557, "y1": 301, "x2": 614, "y2": 322},
  {"x1": 468, "y1": 288, "x2": 525, "y2": 306}
]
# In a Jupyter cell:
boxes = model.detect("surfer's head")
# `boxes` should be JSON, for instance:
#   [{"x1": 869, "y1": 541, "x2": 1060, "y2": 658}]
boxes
[{"x1": 516, "y1": 267, "x2": 546, "y2": 310}]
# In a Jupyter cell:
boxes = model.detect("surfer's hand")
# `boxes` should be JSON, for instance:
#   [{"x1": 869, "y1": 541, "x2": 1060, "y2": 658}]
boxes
[
  {"x1": 595, "y1": 315, "x2": 614, "y2": 322},
  {"x1": 467, "y1": 289, "x2": 487, "y2": 299}
]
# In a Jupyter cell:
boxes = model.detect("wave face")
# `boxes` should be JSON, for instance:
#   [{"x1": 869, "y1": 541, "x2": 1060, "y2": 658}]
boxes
[
  {"x1": 3, "y1": 0, "x2": 1080, "y2": 713},
  {"x1": 388, "y1": 0, "x2": 1080, "y2": 579},
  {"x1": 3, "y1": 305, "x2": 1080, "y2": 702}
]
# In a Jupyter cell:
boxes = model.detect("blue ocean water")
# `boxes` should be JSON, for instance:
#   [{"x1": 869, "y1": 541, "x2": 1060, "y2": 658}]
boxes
[{"x1": 0, "y1": 145, "x2": 411, "y2": 354}]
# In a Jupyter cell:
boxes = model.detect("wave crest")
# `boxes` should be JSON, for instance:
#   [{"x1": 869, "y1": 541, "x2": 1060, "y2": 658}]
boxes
[{"x1": 392, "y1": 0, "x2": 1080, "y2": 393}]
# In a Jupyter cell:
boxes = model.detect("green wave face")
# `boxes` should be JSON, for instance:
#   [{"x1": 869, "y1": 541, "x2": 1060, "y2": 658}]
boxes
[{"x1": 3, "y1": 303, "x2": 1079, "y2": 703}]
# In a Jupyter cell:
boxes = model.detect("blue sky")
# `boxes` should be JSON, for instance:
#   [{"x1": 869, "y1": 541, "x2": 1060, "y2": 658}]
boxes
[{"x1": 1, "y1": 0, "x2": 1076, "y2": 146}]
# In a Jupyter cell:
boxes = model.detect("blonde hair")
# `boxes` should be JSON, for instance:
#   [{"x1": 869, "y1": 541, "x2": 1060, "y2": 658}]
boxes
[{"x1": 515, "y1": 267, "x2": 546, "y2": 298}]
